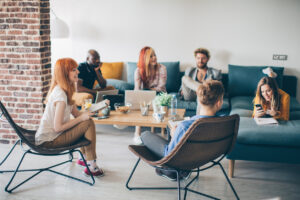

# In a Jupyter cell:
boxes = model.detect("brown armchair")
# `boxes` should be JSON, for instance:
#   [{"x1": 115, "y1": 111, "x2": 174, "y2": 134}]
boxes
[{"x1": 126, "y1": 114, "x2": 240, "y2": 200}]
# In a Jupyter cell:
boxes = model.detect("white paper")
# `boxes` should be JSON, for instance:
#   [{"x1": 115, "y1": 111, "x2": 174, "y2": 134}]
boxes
[
  {"x1": 89, "y1": 100, "x2": 107, "y2": 112},
  {"x1": 254, "y1": 117, "x2": 278, "y2": 125}
]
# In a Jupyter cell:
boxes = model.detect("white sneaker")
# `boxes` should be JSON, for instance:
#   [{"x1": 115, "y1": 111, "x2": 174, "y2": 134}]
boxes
[{"x1": 133, "y1": 136, "x2": 142, "y2": 145}]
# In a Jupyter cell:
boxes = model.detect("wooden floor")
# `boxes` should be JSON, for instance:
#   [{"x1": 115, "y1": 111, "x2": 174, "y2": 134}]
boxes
[{"x1": 0, "y1": 124, "x2": 300, "y2": 200}]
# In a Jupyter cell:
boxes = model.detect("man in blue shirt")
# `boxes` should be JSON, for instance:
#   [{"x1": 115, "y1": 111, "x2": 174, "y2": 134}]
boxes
[{"x1": 141, "y1": 80, "x2": 225, "y2": 181}]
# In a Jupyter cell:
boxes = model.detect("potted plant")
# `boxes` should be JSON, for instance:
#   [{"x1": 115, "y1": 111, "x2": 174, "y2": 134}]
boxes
[{"x1": 154, "y1": 92, "x2": 172, "y2": 116}]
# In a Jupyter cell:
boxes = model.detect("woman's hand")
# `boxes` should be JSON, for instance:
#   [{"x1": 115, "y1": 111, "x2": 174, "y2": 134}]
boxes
[
  {"x1": 267, "y1": 109, "x2": 278, "y2": 117},
  {"x1": 104, "y1": 99, "x2": 110, "y2": 107},
  {"x1": 254, "y1": 109, "x2": 266, "y2": 118},
  {"x1": 79, "y1": 111, "x2": 94, "y2": 121},
  {"x1": 170, "y1": 124, "x2": 178, "y2": 138}
]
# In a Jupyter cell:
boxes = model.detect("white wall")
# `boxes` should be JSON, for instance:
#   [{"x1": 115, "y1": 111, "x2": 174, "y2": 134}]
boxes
[{"x1": 51, "y1": 0, "x2": 300, "y2": 101}]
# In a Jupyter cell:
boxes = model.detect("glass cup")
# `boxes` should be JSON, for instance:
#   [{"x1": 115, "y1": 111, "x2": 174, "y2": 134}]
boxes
[
  {"x1": 101, "y1": 106, "x2": 111, "y2": 116},
  {"x1": 84, "y1": 99, "x2": 92, "y2": 111},
  {"x1": 140, "y1": 104, "x2": 149, "y2": 116}
]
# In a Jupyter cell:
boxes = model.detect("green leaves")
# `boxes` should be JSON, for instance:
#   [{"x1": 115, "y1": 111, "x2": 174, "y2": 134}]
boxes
[{"x1": 154, "y1": 92, "x2": 172, "y2": 107}]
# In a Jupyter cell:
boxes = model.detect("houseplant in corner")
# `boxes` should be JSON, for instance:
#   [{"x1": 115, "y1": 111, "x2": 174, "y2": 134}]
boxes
[{"x1": 154, "y1": 92, "x2": 172, "y2": 116}]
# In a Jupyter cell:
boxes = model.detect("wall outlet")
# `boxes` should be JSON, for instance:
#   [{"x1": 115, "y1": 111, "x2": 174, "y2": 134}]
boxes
[{"x1": 273, "y1": 54, "x2": 288, "y2": 60}]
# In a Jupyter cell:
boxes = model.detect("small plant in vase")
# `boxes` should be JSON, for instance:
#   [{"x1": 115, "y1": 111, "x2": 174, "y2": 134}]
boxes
[{"x1": 154, "y1": 92, "x2": 172, "y2": 116}]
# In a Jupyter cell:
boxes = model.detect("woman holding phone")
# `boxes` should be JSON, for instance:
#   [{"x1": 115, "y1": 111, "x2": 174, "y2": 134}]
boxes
[{"x1": 253, "y1": 76, "x2": 290, "y2": 120}]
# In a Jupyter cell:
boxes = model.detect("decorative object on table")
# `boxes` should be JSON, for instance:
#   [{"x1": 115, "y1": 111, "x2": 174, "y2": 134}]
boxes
[
  {"x1": 153, "y1": 112, "x2": 165, "y2": 122},
  {"x1": 154, "y1": 92, "x2": 172, "y2": 117},
  {"x1": 101, "y1": 106, "x2": 111, "y2": 116},
  {"x1": 114, "y1": 102, "x2": 132, "y2": 114},
  {"x1": 140, "y1": 101, "x2": 151, "y2": 116},
  {"x1": 84, "y1": 99, "x2": 92, "y2": 111},
  {"x1": 170, "y1": 94, "x2": 178, "y2": 120}
]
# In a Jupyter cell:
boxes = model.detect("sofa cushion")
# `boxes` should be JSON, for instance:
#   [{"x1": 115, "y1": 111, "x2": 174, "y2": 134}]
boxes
[
  {"x1": 237, "y1": 117, "x2": 300, "y2": 147},
  {"x1": 126, "y1": 61, "x2": 181, "y2": 93},
  {"x1": 290, "y1": 111, "x2": 300, "y2": 120},
  {"x1": 230, "y1": 108, "x2": 252, "y2": 117},
  {"x1": 101, "y1": 62, "x2": 123, "y2": 80},
  {"x1": 290, "y1": 97, "x2": 300, "y2": 111},
  {"x1": 228, "y1": 65, "x2": 284, "y2": 97},
  {"x1": 106, "y1": 79, "x2": 134, "y2": 94},
  {"x1": 230, "y1": 96, "x2": 253, "y2": 110}
]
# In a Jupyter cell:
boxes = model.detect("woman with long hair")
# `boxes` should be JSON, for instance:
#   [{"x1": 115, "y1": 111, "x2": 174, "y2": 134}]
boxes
[
  {"x1": 253, "y1": 76, "x2": 290, "y2": 120},
  {"x1": 133, "y1": 46, "x2": 167, "y2": 144},
  {"x1": 35, "y1": 58, "x2": 107, "y2": 176},
  {"x1": 134, "y1": 46, "x2": 167, "y2": 92}
]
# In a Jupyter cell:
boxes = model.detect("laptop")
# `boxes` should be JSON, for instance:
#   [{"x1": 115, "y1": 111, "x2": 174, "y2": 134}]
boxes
[
  {"x1": 125, "y1": 90, "x2": 156, "y2": 110},
  {"x1": 95, "y1": 89, "x2": 119, "y2": 103}
]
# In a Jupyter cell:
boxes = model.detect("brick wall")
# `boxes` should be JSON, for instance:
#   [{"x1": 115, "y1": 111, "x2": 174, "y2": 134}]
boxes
[{"x1": 0, "y1": 0, "x2": 51, "y2": 144}]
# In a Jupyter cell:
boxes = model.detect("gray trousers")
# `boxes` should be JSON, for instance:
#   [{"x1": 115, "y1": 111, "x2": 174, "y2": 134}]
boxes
[{"x1": 140, "y1": 131, "x2": 168, "y2": 158}]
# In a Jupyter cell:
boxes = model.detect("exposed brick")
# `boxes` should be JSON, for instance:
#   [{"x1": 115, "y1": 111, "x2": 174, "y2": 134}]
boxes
[
  {"x1": 25, "y1": 30, "x2": 38, "y2": 35},
  {"x1": 31, "y1": 93, "x2": 43, "y2": 98},
  {"x1": 22, "y1": 8, "x2": 38, "y2": 13},
  {"x1": 12, "y1": 59, "x2": 26, "y2": 64},
  {"x1": 6, "y1": 18, "x2": 22, "y2": 23},
  {"x1": 7, "y1": 54, "x2": 21, "y2": 58},
  {"x1": 0, "y1": 24, "x2": 9, "y2": 29},
  {"x1": 17, "y1": 65, "x2": 30, "y2": 70},
  {"x1": 12, "y1": 24, "x2": 28, "y2": 29},
  {"x1": 0, "y1": 42, "x2": 5, "y2": 46},
  {"x1": 7, "y1": 86, "x2": 20, "y2": 91},
  {"x1": 16, "y1": 36, "x2": 29, "y2": 40},
  {"x1": 15, "y1": 48, "x2": 31, "y2": 53},
  {"x1": 6, "y1": 7, "x2": 21, "y2": 12},
  {"x1": 26, "y1": 120, "x2": 40, "y2": 125},
  {"x1": 22, "y1": 87, "x2": 36, "y2": 92},
  {"x1": 13, "y1": 92, "x2": 28, "y2": 97},
  {"x1": 23, "y1": 19, "x2": 39, "y2": 24},
  {"x1": 17, "y1": 103, "x2": 31, "y2": 108},
  {"x1": 19, "y1": 114, "x2": 33, "y2": 119},
  {"x1": 27, "y1": 109, "x2": 41, "y2": 114},
  {"x1": 29, "y1": 25, "x2": 40, "y2": 30},
  {"x1": 3, "y1": 97, "x2": 18, "y2": 102},
  {"x1": 2, "y1": 135, "x2": 19, "y2": 139},
  {"x1": 0, "y1": 14, "x2": 9, "y2": 18},
  {"x1": 23, "y1": 42, "x2": 39, "y2": 47},
  {"x1": 16, "y1": 76, "x2": 30, "y2": 81},
  {"x1": 6, "y1": 41, "x2": 19, "y2": 46},
  {"x1": 19, "y1": 2, "x2": 40, "y2": 7},
  {"x1": 0, "y1": 59, "x2": 10, "y2": 63},
  {"x1": 27, "y1": 59, "x2": 40, "y2": 64},
  {"x1": 8, "y1": 30, "x2": 23, "y2": 35},
  {"x1": 0, "y1": 91, "x2": 12, "y2": 96}
]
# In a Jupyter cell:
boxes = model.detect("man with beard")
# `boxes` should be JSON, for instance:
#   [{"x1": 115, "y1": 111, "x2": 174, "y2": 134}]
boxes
[
  {"x1": 73, "y1": 49, "x2": 114, "y2": 106},
  {"x1": 180, "y1": 48, "x2": 222, "y2": 102}
]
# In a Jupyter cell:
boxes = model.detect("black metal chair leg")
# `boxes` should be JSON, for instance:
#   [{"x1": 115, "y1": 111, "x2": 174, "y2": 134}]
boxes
[
  {"x1": 176, "y1": 170, "x2": 181, "y2": 200},
  {"x1": 5, "y1": 150, "x2": 29, "y2": 193},
  {"x1": 0, "y1": 140, "x2": 20, "y2": 166},
  {"x1": 218, "y1": 163, "x2": 240, "y2": 200},
  {"x1": 76, "y1": 149, "x2": 95, "y2": 185},
  {"x1": 126, "y1": 158, "x2": 141, "y2": 190}
]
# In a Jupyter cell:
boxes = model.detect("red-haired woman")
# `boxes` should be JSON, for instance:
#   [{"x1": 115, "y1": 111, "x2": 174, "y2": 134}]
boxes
[
  {"x1": 35, "y1": 58, "x2": 108, "y2": 176},
  {"x1": 134, "y1": 46, "x2": 167, "y2": 92},
  {"x1": 133, "y1": 47, "x2": 167, "y2": 144}
]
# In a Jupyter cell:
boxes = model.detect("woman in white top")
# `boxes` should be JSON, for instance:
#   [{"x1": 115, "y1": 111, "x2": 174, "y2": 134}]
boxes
[{"x1": 35, "y1": 58, "x2": 107, "y2": 177}]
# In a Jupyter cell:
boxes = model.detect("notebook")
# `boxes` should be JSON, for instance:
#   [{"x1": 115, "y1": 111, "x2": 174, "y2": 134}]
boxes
[
  {"x1": 95, "y1": 89, "x2": 119, "y2": 103},
  {"x1": 125, "y1": 90, "x2": 156, "y2": 110}
]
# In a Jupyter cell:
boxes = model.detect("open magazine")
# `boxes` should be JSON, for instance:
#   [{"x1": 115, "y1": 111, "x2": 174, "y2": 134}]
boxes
[
  {"x1": 89, "y1": 100, "x2": 107, "y2": 112},
  {"x1": 254, "y1": 117, "x2": 278, "y2": 125},
  {"x1": 168, "y1": 117, "x2": 191, "y2": 129}
]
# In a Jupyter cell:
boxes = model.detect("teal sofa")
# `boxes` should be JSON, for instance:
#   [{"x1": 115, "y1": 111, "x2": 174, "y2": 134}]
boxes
[{"x1": 226, "y1": 65, "x2": 300, "y2": 177}]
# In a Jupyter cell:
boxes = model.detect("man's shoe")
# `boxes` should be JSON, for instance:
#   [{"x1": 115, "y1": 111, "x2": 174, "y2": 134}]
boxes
[
  {"x1": 84, "y1": 167, "x2": 104, "y2": 177},
  {"x1": 155, "y1": 168, "x2": 177, "y2": 182},
  {"x1": 179, "y1": 170, "x2": 191, "y2": 180}
]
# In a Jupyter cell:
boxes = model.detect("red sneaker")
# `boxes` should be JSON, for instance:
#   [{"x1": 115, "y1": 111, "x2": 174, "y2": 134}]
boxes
[
  {"x1": 76, "y1": 159, "x2": 86, "y2": 166},
  {"x1": 84, "y1": 167, "x2": 104, "y2": 177}
]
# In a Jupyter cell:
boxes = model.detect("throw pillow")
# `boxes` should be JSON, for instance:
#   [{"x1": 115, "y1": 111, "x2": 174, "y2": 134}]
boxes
[{"x1": 93, "y1": 62, "x2": 123, "y2": 88}]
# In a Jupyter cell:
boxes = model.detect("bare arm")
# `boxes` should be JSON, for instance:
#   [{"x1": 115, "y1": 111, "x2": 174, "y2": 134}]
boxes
[
  {"x1": 95, "y1": 66, "x2": 107, "y2": 88},
  {"x1": 77, "y1": 79, "x2": 97, "y2": 95},
  {"x1": 53, "y1": 101, "x2": 93, "y2": 133}
]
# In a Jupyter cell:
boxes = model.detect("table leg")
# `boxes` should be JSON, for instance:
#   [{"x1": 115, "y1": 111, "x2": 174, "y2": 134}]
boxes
[
  {"x1": 161, "y1": 128, "x2": 165, "y2": 136},
  {"x1": 151, "y1": 127, "x2": 154, "y2": 133}
]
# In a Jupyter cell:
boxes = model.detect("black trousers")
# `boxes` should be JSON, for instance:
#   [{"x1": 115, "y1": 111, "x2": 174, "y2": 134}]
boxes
[{"x1": 140, "y1": 131, "x2": 168, "y2": 158}]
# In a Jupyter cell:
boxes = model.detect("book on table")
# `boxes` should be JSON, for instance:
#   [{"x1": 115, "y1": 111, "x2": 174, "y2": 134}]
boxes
[
  {"x1": 254, "y1": 117, "x2": 278, "y2": 125},
  {"x1": 89, "y1": 100, "x2": 107, "y2": 113}
]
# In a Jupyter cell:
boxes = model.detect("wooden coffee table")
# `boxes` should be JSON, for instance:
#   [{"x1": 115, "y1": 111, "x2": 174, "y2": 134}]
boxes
[{"x1": 92, "y1": 109, "x2": 185, "y2": 135}]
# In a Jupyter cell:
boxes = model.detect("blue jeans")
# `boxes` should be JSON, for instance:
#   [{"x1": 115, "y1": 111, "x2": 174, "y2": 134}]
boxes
[{"x1": 140, "y1": 131, "x2": 168, "y2": 158}]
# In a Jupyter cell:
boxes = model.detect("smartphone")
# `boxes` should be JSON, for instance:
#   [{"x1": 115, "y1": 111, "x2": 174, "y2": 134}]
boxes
[
  {"x1": 96, "y1": 116, "x2": 108, "y2": 119},
  {"x1": 255, "y1": 104, "x2": 262, "y2": 110}
]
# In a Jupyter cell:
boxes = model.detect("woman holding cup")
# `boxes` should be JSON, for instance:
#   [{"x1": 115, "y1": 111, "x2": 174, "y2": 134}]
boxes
[{"x1": 35, "y1": 58, "x2": 108, "y2": 177}]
